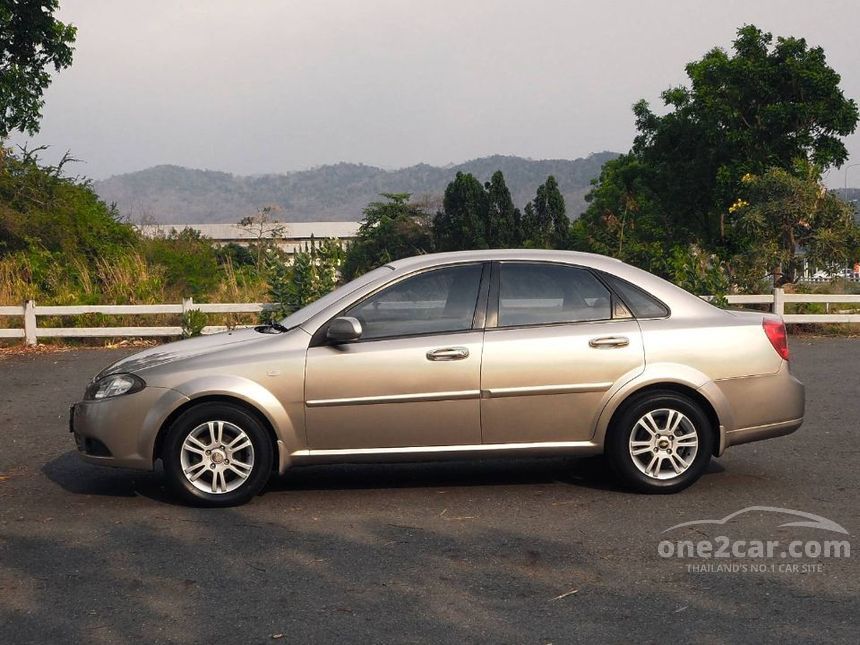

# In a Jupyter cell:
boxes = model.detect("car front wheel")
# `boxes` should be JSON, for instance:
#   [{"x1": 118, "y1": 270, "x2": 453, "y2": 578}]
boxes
[
  {"x1": 163, "y1": 402, "x2": 273, "y2": 507},
  {"x1": 606, "y1": 391, "x2": 713, "y2": 493}
]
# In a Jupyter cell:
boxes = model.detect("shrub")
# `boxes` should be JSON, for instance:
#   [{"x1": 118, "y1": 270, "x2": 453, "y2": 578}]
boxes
[
  {"x1": 140, "y1": 228, "x2": 222, "y2": 298},
  {"x1": 182, "y1": 309, "x2": 207, "y2": 338},
  {"x1": 265, "y1": 239, "x2": 345, "y2": 321}
]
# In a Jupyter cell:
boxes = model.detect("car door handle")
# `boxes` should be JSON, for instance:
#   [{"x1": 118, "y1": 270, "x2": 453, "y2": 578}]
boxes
[
  {"x1": 589, "y1": 336, "x2": 629, "y2": 348},
  {"x1": 426, "y1": 347, "x2": 470, "y2": 361}
]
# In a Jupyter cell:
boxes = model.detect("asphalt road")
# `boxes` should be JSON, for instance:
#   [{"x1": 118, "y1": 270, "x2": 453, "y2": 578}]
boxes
[{"x1": 0, "y1": 339, "x2": 857, "y2": 644}]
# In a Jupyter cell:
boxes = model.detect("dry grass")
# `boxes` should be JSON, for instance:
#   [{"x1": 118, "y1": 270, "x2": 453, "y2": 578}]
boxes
[
  {"x1": 0, "y1": 251, "x2": 269, "y2": 344},
  {"x1": 0, "y1": 254, "x2": 38, "y2": 303}
]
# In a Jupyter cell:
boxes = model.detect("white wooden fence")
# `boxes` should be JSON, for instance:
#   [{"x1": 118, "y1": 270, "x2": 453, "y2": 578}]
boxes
[
  {"x1": 0, "y1": 298, "x2": 274, "y2": 345},
  {"x1": 704, "y1": 289, "x2": 860, "y2": 323},
  {"x1": 1, "y1": 288, "x2": 860, "y2": 346}
]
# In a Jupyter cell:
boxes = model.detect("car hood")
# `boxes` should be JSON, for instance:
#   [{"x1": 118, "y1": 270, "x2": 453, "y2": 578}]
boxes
[{"x1": 97, "y1": 327, "x2": 278, "y2": 378}]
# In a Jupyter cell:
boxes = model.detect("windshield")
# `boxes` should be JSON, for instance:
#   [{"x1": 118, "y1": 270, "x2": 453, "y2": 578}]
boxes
[{"x1": 280, "y1": 265, "x2": 394, "y2": 329}]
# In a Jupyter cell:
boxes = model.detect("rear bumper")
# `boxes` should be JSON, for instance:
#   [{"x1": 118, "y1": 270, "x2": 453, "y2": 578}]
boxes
[
  {"x1": 712, "y1": 361, "x2": 805, "y2": 453},
  {"x1": 71, "y1": 386, "x2": 189, "y2": 470},
  {"x1": 724, "y1": 416, "x2": 803, "y2": 449}
]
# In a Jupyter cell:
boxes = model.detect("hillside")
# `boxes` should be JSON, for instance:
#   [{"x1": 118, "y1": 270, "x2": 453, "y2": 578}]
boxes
[{"x1": 93, "y1": 153, "x2": 619, "y2": 224}]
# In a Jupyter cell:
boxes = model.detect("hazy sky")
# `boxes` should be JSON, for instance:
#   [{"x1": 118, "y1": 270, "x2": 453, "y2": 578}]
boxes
[{"x1": 11, "y1": 0, "x2": 860, "y2": 186}]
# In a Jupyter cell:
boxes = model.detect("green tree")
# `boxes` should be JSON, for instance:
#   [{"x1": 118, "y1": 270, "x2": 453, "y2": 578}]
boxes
[
  {"x1": 521, "y1": 176, "x2": 566, "y2": 248},
  {"x1": 520, "y1": 202, "x2": 540, "y2": 248},
  {"x1": 577, "y1": 24, "x2": 858, "y2": 285},
  {"x1": 665, "y1": 244, "x2": 730, "y2": 306},
  {"x1": 571, "y1": 155, "x2": 668, "y2": 271},
  {"x1": 629, "y1": 25, "x2": 857, "y2": 247},
  {"x1": 530, "y1": 181, "x2": 551, "y2": 247},
  {"x1": 0, "y1": 0, "x2": 76, "y2": 136},
  {"x1": 342, "y1": 192, "x2": 433, "y2": 280},
  {"x1": 433, "y1": 172, "x2": 489, "y2": 251},
  {"x1": 266, "y1": 237, "x2": 345, "y2": 320},
  {"x1": 0, "y1": 147, "x2": 136, "y2": 259},
  {"x1": 545, "y1": 176, "x2": 568, "y2": 248},
  {"x1": 484, "y1": 170, "x2": 521, "y2": 247},
  {"x1": 730, "y1": 165, "x2": 858, "y2": 286}
]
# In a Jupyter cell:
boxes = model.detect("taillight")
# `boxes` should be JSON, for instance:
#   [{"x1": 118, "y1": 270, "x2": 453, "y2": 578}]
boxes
[{"x1": 762, "y1": 317, "x2": 789, "y2": 361}]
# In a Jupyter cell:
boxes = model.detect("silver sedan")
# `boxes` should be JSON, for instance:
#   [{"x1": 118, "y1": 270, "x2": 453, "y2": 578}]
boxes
[{"x1": 70, "y1": 250, "x2": 805, "y2": 506}]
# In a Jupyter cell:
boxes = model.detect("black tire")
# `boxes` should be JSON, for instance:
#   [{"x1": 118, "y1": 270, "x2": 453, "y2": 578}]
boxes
[
  {"x1": 606, "y1": 390, "x2": 713, "y2": 494},
  {"x1": 162, "y1": 402, "x2": 273, "y2": 507}
]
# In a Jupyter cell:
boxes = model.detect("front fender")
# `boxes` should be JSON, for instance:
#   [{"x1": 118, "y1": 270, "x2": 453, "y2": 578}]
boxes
[
  {"x1": 171, "y1": 374, "x2": 305, "y2": 467},
  {"x1": 591, "y1": 362, "x2": 734, "y2": 454}
]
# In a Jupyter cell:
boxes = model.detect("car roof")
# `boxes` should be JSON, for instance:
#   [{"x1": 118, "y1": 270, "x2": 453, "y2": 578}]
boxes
[{"x1": 386, "y1": 249, "x2": 621, "y2": 270}]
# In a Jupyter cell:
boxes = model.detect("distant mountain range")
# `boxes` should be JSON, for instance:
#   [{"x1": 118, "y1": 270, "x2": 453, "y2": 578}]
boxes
[{"x1": 93, "y1": 153, "x2": 619, "y2": 224}]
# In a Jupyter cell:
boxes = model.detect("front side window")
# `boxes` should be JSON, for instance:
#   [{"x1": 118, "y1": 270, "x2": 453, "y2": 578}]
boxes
[
  {"x1": 497, "y1": 263, "x2": 612, "y2": 327},
  {"x1": 282, "y1": 265, "x2": 393, "y2": 330},
  {"x1": 346, "y1": 264, "x2": 483, "y2": 340}
]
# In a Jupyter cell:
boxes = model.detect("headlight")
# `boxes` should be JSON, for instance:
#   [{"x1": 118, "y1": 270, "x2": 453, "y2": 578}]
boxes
[{"x1": 85, "y1": 373, "x2": 145, "y2": 400}]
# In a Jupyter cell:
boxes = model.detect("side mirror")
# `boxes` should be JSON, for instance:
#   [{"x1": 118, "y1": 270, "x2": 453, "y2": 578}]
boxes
[{"x1": 326, "y1": 316, "x2": 362, "y2": 343}]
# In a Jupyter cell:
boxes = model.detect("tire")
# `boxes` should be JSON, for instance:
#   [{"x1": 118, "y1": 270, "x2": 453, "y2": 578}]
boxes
[
  {"x1": 162, "y1": 402, "x2": 274, "y2": 507},
  {"x1": 606, "y1": 390, "x2": 713, "y2": 494}
]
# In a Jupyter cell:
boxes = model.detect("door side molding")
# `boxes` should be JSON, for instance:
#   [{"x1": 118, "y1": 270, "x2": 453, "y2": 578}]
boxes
[
  {"x1": 306, "y1": 389, "x2": 481, "y2": 407},
  {"x1": 481, "y1": 382, "x2": 613, "y2": 398}
]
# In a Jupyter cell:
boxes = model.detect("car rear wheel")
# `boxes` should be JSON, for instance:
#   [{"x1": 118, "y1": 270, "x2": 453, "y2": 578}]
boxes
[
  {"x1": 606, "y1": 391, "x2": 713, "y2": 493},
  {"x1": 163, "y1": 402, "x2": 273, "y2": 507}
]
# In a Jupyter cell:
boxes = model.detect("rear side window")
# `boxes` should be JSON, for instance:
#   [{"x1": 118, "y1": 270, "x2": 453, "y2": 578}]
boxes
[
  {"x1": 600, "y1": 272, "x2": 669, "y2": 318},
  {"x1": 497, "y1": 263, "x2": 612, "y2": 327}
]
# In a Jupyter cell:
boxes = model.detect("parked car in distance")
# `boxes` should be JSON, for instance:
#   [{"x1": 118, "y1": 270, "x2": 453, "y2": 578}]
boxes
[{"x1": 70, "y1": 250, "x2": 805, "y2": 506}]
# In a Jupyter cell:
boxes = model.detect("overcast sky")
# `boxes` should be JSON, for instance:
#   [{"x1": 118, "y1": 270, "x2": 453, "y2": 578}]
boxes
[{"x1": 11, "y1": 0, "x2": 860, "y2": 186}]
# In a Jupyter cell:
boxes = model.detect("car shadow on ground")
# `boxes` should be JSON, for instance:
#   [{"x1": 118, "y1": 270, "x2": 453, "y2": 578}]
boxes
[
  {"x1": 42, "y1": 450, "x2": 726, "y2": 504},
  {"x1": 42, "y1": 451, "x2": 174, "y2": 503}
]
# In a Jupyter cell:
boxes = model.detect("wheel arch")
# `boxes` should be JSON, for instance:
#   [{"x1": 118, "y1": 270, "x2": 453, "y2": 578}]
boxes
[
  {"x1": 155, "y1": 394, "x2": 281, "y2": 464},
  {"x1": 606, "y1": 383, "x2": 721, "y2": 455},
  {"x1": 151, "y1": 374, "x2": 302, "y2": 474},
  {"x1": 594, "y1": 365, "x2": 732, "y2": 457}
]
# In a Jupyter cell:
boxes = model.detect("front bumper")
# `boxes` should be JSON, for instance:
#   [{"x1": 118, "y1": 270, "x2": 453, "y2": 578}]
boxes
[{"x1": 70, "y1": 386, "x2": 189, "y2": 470}]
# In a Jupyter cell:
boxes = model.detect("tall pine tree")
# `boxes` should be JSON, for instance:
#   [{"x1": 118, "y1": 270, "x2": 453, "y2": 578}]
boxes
[
  {"x1": 485, "y1": 170, "x2": 521, "y2": 247},
  {"x1": 545, "y1": 176, "x2": 569, "y2": 248},
  {"x1": 522, "y1": 176, "x2": 567, "y2": 248},
  {"x1": 433, "y1": 172, "x2": 489, "y2": 251}
]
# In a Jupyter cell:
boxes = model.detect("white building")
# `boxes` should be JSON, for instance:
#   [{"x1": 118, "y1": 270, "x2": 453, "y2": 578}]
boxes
[{"x1": 136, "y1": 222, "x2": 360, "y2": 255}]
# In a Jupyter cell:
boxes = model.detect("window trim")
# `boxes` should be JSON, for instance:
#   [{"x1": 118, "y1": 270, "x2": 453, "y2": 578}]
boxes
[
  {"x1": 487, "y1": 260, "x2": 646, "y2": 331},
  {"x1": 309, "y1": 261, "x2": 491, "y2": 346}
]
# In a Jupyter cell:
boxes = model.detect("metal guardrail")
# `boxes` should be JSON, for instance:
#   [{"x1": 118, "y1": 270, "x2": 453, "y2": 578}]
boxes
[{"x1": 1, "y1": 288, "x2": 860, "y2": 345}]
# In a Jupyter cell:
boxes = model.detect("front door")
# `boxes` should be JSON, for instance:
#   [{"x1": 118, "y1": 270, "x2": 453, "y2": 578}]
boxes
[
  {"x1": 305, "y1": 263, "x2": 487, "y2": 451},
  {"x1": 480, "y1": 261, "x2": 645, "y2": 444}
]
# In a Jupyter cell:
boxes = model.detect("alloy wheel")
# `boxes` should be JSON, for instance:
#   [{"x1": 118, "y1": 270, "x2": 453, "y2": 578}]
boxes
[
  {"x1": 179, "y1": 420, "x2": 255, "y2": 494},
  {"x1": 628, "y1": 408, "x2": 699, "y2": 480}
]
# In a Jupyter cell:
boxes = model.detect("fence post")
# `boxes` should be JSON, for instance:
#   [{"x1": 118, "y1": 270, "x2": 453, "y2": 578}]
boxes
[
  {"x1": 772, "y1": 287, "x2": 785, "y2": 317},
  {"x1": 181, "y1": 296, "x2": 193, "y2": 314},
  {"x1": 24, "y1": 300, "x2": 37, "y2": 346}
]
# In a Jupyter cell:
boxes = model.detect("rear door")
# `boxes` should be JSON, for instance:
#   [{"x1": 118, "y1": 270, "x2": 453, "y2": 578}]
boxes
[{"x1": 480, "y1": 261, "x2": 645, "y2": 444}]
